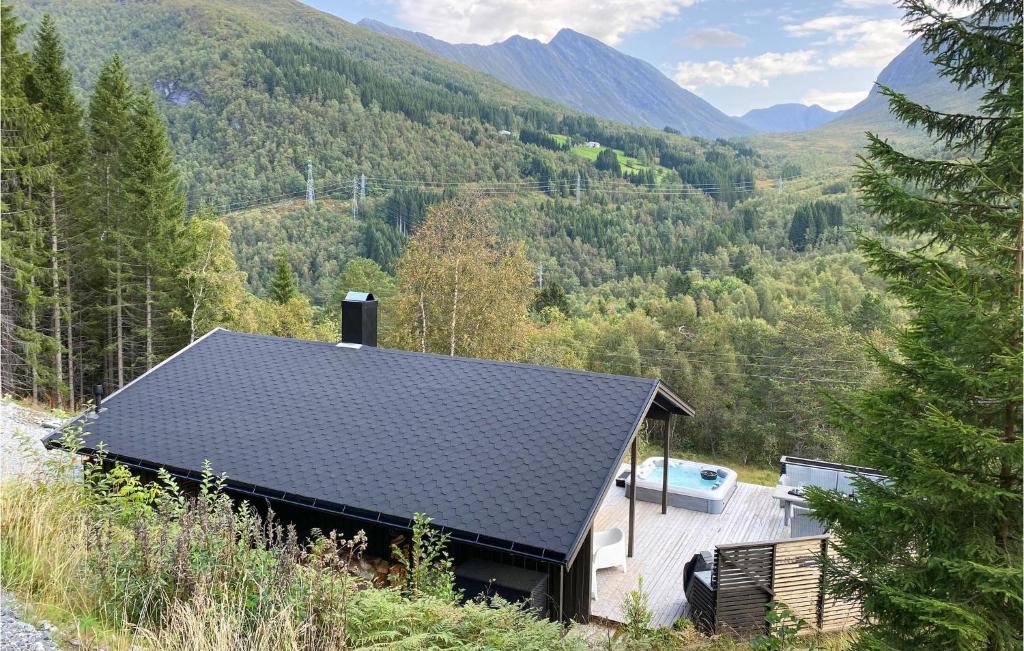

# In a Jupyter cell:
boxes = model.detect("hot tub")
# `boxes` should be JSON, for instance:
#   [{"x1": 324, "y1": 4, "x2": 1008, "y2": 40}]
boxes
[{"x1": 625, "y1": 457, "x2": 737, "y2": 514}]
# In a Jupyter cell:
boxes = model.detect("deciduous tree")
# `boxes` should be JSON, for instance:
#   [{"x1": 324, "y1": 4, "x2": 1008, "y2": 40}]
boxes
[{"x1": 391, "y1": 193, "x2": 533, "y2": 360}]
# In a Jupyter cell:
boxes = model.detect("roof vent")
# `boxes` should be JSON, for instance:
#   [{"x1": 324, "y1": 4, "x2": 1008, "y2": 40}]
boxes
[{"x1": 341, "y1": 291, "x2": 377, "y2": 347}]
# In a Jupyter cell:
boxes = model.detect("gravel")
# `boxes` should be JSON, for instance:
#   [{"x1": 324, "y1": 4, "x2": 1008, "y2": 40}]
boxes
[
  {"x1": 1, "y1": 402, "x2": 75, "y2": 651},
  {"x1": 0, "y1": 588, "x2": 59, "y2": 651},
  {"x1": 0, "y1": 401, "x2": 70, "y2": 481}
]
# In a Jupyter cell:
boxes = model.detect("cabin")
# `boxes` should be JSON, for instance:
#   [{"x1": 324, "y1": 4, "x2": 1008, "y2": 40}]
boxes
[
  {"x1": 47, "y1": 292, "x2": 693, "y2": 623},
  {"x1": 584, "y1": 141, "x2": 601, "y2": 148}
]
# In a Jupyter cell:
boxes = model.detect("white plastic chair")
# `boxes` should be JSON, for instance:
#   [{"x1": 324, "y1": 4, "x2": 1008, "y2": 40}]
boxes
[{"x1": 591, "y1": 527, "x2": 627, "y2": 599}]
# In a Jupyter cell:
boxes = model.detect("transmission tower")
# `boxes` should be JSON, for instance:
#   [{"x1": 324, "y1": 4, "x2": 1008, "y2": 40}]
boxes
[
  {"x1": 536, "y1": 263, "x2": 544, "y2": 289},
  {"x1": 305, "y1": 159, "x2": 315, "y2": 206},
  {"x1": 360, "y1": 173, "x2": 366, "y2": 200},
  {"x1": 575, "y1": 170, "x2": 581, "y2": 206},
  {"x1": 351, "y1": 176, "x2": 358, "y2": 217}
]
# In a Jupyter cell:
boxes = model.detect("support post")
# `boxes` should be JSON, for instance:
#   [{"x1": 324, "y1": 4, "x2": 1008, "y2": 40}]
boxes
[
  {"x1": 557, "y1": 564, "x2": 565, "y2": 624},
  {"x1": 662, "y1": 413, "x2": 674, "y2": 514},
  {"x1": 628, "y1": 435, "x2": 637, "y2": 557}
]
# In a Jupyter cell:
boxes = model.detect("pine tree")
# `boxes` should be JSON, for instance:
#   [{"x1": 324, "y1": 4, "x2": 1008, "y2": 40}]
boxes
[
  {"x1": 87, "y1": 54, "x2": 135, "y2": 389},
  {"x1": 1, "y1": 5, "x2": 51, "y2": 402},
  {"x1": 809, "y1": 2, "x2": 1022, "y2": 649},
  {"x1": 27, "y1": 14, "x2": 88, "y2": 408},
  {"x1": 123, "y1": 89, "x2": 186, "y2": 370},
  {"x1": 269, "y1": 251, "x2": 297, "y2": 304}
]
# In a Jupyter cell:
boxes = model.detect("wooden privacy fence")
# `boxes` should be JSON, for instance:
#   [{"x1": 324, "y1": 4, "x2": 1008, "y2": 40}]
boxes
[{"x1": 690, "y1": 535, "x2": 860, "y2": 637}]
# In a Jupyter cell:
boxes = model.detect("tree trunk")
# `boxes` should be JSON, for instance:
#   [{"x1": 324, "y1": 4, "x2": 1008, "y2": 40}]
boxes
[
  {"x1": 116, "y1": 243, "x2": 124, "y2": 388},
  {"x1": 145, "y1": 272, "x2": 153, "y2": 370},
  {"x1": 28, "y1": 222, "x2": 38, "y2": 404},
  {"x1": 65, "y1": 267, "x2": 74, "y2": 411},
  {"x1": 50, "y1": 187, "x2": 64, "y2": 409},
  {"x1": 999, "y1": 227, "x2": 1022, "y2": 545},
  {"x1": 189, "y1": 239, "x2": 215, "y2": 344},
  {"x1": 449, "y1": 264, "x2": 459, "y2": 357},
  {"x1": 106, "y1": 291, "x2": 113, "y2": 389},
  {"x1": 419, "y1": 291, "x2": 427, "y2": 353}
]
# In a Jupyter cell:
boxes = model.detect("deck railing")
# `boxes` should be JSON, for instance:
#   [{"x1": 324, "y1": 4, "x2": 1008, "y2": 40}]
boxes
[{"x1": 689, "y1": 535, "x2": 860, "y2": 637}]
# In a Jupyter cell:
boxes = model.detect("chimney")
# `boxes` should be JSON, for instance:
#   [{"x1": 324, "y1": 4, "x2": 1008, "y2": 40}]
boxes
[
  {"x1": 93, "y1": 384, "x2": 104, "y2": 413},
  {"x1": 341, "y1": 291, "x2": 377, "y2": 347}
]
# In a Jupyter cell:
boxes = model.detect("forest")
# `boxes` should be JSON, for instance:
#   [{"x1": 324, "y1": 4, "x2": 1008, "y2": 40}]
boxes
[{"x1": 1, "y1": 1, "x2": 892, "y2": 468}]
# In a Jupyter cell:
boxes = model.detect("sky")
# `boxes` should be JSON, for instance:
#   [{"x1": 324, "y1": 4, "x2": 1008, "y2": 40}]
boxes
[{"x1": 300, "y1": 0, "x2": 923, "y2": 115}]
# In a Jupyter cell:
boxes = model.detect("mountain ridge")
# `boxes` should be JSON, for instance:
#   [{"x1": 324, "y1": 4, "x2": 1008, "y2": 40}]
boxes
[
  {"x1": 738, "y1": 103, "x2": 843, "y2": 133},
  {"x1": 829, "y1": 35, "x2": 981, "y2": 129},
  {"x1": 358, "y1": 18, "x2": 753, "y2": 138}
]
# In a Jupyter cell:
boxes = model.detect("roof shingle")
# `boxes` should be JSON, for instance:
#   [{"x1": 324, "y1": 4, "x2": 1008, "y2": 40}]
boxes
[{"x1": 56, "y1": 329, "x2": 677, "y2": 562}]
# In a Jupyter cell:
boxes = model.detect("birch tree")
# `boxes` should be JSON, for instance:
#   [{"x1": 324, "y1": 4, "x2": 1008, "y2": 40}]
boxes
[{"x1": 391, "y1": 192, "x2": 533, "y2": 360}]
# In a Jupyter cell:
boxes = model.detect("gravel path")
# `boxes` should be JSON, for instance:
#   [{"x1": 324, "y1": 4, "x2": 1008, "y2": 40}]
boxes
[{"x1": 0, "y1": 588, "x2": 60, "y2": 651}]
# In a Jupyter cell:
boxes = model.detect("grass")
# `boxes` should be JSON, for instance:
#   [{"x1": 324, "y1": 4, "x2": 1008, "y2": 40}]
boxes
[
  {"x1": 1, "y1": 433, "x2": 584, "y2": 650},
  {"x1": 549, "y1": 134, "x2": 673, "y2": 181}
]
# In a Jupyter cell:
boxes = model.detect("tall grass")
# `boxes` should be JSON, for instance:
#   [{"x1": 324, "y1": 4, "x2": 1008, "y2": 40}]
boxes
[{"x1": 0, "y1": 431, "x2": 582, "y2": 650}]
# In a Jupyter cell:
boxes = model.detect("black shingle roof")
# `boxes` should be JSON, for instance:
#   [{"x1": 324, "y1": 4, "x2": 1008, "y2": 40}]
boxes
[{"x1": 52, "y1": 329, "x2": 690, "y2": 563}]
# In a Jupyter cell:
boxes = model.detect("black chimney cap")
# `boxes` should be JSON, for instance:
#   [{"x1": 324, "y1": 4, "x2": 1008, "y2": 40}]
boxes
[{"x1": 341, "y1": 291, "x2": 378, "y2": 347}]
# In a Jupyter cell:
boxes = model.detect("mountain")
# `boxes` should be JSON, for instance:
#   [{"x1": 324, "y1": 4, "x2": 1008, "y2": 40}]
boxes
[
  {"x1": 358, "y1": 19, "x2": 752, "y2": 138},
  {"x1": 829, "y1": 36, "x2": 981, "y2": 129},
  {"x1": 738, "y1": 103, "x2": 842, "y2": 133},
  {"x1": 16, "y1": 0, "x2": 741, "y2": 211}
]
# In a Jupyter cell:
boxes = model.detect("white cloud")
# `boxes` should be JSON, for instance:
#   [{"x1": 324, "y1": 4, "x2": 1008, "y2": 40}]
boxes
[
  {"x1": 837, "y1": 0, "x2": 895, "y2": 7},
  {"x1": 677, "y1": 27, "x2": 749, "y2": 49},
  {"x1": 801, "y1": 89, "x2": 868, "y2": 111},
  {"x1": 390, "y1": 0, "x2": 698, "y2": 46},
  {"x1": 672, "y1": 50, "x2": 821, "y2": 89},
  {"x1": 785, "y1": 14, "x2": 911, "y2": 68}
]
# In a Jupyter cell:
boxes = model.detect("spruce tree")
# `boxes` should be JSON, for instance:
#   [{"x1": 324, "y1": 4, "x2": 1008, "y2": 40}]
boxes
[
  {"x1": 809, "y1": 2, "x2": 1022, "y2": 649},
  {"x1": 87, "y1": 54, "x2": 135, "y2": 388},
  {"x1": 1, "y1": 5, "x2": 51, "y2": 401},
  {"x1": 269, "y1": 251, "x2": 297, "y2": 304},
  {"x1": 28, "y1": 14, "x2": 88, "y2": 407},
  {"x1": 123, "y1": 89, "x2": 186, "y2": 369}
]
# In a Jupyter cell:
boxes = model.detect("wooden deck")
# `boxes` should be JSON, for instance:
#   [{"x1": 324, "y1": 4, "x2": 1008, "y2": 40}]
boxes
[{"x1": 590, "y1": 474, "x2": 787, "y2": 628}]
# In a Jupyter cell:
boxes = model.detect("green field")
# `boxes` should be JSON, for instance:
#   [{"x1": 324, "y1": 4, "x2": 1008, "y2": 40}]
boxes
[{"x1": 552, "y1": 134, "x2": 671, "y2": 180}]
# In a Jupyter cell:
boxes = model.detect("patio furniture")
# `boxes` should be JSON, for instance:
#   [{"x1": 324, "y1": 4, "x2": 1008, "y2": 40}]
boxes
[
  {"x1": 772, "y1": 483, "x2": 809, "y2": 526},
  {"x1": 454, "y1": 559, "x2": 549, "y2": 616},
  {"x1": 683, "y1": 536, "x2": 861, "y2": 637},
  {"x1": 590, "y1": 527, "x2": 627, "y2": 599},
  {"x1": 778, "y1": 456, "x2": 886, "y2": 495},
  {"x1": 683, "y1": 550, "x2": 716, "y2": 631},
  {"x1": 790, "y1": 505, "x2": 826, "y2": 538}
]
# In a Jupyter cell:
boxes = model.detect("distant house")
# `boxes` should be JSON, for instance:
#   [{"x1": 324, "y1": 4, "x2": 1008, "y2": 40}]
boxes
[
  {"x1": 498, "y1": 129, "x2": 512, "y2": 136},
  {"x1": 584, "y1": 141, "x2": 601, "y2": 148},
  {"x1": 48, "y1": 292, "x2": 693, "y2": 623}
]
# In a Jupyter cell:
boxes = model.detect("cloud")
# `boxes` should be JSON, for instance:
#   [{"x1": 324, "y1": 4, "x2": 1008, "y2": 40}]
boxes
[
  {"x1": 390, "y1": 0, "x2": 698, "y2": 45},
  {"x1": 677, "y1": 27, "x2": 749, "y2": 49},
  {"x1": 672, "y1": 50, "x2": 821, "y2": 89},
  {"x1": 801, "y1": 89, "x2": 868, "y2": 111},
  {"x1": 785, "y1": 14, "x2": 911, "y2": 68}
]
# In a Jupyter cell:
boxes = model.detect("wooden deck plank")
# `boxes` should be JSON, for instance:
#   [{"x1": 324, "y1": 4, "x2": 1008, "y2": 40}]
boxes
[{"x1": 590, "y1": 470, "x2": 787, "y2": 628}]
